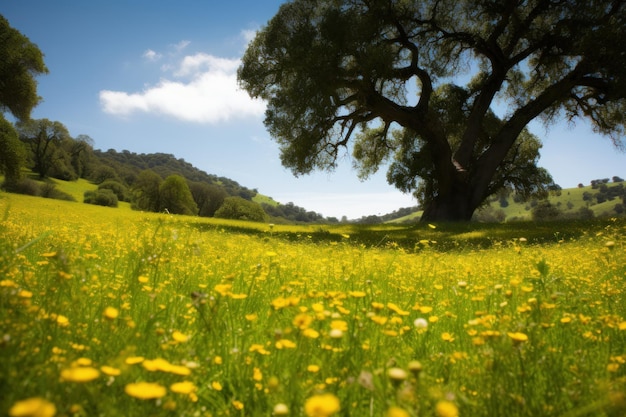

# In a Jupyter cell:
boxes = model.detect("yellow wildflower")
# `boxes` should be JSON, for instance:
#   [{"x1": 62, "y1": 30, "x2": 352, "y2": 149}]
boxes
[
  {"x1": 103, "y1": 307, "x2": 119, "y2": 320},
  {"x1": 170, "y1": 381, "x2": 197, "y2": 394},
  {"x1": 9, "y1": 397, "x2": 56, "y2": 417},
  {"x1": 124, "y1": 382, "x2": 167, "y2": 400},
  {"x1": 60, "y1": 367, "x2": 100, "y2": 383},
  {"x1": 304, "y1": 393, "x2": 340, "y2": 417},
  {"x1": 435, "y1": 400, "x2": 459, "y2": 417}
]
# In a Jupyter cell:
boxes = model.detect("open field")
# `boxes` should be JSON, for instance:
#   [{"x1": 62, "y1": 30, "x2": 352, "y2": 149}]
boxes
[{"x1": 1, "y1": 191, "x2": 625, "y2": 417}]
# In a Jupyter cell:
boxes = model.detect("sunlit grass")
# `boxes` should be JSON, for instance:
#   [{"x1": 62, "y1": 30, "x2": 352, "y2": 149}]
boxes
[{"x1": 1, "y1": 191, "x2": 625, "y2": 416}]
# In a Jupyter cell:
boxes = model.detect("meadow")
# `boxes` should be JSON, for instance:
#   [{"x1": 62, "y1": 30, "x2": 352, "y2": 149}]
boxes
[{"x1": 1, "y1": 192, "x2": 625, "y2": 417}]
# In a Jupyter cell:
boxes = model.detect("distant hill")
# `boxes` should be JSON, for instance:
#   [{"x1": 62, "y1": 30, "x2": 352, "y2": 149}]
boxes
[
  {"x1": 387, "y1": 177, "x2": 626, "y2": 223},
  {"x1": 93, "y1": 149, "x2": 257, "y2": 199},
  {"x1": 91, "y1": 149, "x2": 327, "y2": 223}
]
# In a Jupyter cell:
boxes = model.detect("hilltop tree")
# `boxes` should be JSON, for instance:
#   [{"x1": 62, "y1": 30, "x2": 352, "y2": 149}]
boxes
[
  {"x1": 159, "y1": 175, "x2": 198, "y2": 216},
  {"x1": 0, "y1": 116, "x2": 25, "y2": 184},
  {"x1": 239, "y1": 0, "x2": 626, "y2": 221},
  {"x1": 16, "y1": 118, "x2": 71, "y2": 179},
  {"x1": 0, "y1": 15, "x2": 48, "y2": 121},
  {"x1": 131, "y1": 169, "x2": 162, "y2": 212},
  {"x1": 0, "y1": 15, "x2": 48, "y2": 180}
]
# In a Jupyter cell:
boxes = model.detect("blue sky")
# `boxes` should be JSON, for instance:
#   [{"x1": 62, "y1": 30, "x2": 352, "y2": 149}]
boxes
[{"x1": 2, "y1": 1, "x2": 625, "y2": 219}]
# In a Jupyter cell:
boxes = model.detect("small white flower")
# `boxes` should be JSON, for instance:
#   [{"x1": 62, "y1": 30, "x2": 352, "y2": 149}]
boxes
[
  {"x1": 329, "y1": 328, "x2": 343, "y2": 339},
  {"x1": 414, "y1": 318, "x2": 428, "y2": 329}
]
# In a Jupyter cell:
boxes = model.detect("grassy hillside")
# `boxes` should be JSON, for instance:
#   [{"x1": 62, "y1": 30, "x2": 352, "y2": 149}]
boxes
[
  {"x1": 1, "y1": 189, "x2": 624, "y2": 417},
  {"x1": 391, "y1": 182, "x2": 625, "y2": 223}
]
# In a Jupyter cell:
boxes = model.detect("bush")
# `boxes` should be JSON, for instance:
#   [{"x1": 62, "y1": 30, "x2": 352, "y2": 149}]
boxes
[
  {"x1": 214, "y1": 196, "x2": 268, "y2": 222},
  {"x1": 84, "y1": 189, "x2": 118, "y2": 207},
  {"x1": 98, "y1": 180, "x2": 130, "y2": 202},
  {"x1": 531, "y1": 201, "x2": 562, "y2": 221},
  {"x1": 40, "y1": 183, "x2": 74, "y2": 201},
  {"x1": 1, "y1": 178, "x2": 40, "y2": 196}
]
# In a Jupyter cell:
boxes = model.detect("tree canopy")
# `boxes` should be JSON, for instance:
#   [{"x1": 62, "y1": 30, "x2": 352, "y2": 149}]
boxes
[
  {"x1": 239, "y1": 0, "x2": 626, "y2": 221},
  {"x1": 0, "y1": 15, "x2": 48, "y2": 121}
]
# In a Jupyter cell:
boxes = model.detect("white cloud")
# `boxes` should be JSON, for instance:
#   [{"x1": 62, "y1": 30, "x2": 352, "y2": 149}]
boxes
[
  {"x1": 143, "y1": 49, "x2": 163, "y2": 61},
  {"x1": 173, "y1": 40, "x2": 191, "y2": 52},
  {"x1": 99, "y1": 52, "x2": 265, "y2": 124}
]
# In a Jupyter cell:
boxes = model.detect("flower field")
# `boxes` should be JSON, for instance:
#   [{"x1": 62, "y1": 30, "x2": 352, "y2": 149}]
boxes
[{"x1": 1, "y1": 194, "x2": 625, "y2": 417}]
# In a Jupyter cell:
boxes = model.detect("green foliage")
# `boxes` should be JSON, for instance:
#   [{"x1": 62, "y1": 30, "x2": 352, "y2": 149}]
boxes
[
  {"x1": 189, "y1": 181, "x2": 227, "y2": 217},
  {"x1": 531, "y1": 201, "x2": 562, "y2": 222},
  {"x1": 0, "y1": 15, "x2": 48, "y2": 120},
  {"x1": 0, "y1": 115, "x2": 25, "y2": 183},
  {"x1": 239, "y1": 0, "x2": 626, "y2": 221},
  {"x1": 215, "y1": 196, "x2": 268, "y2": 222},
  {"x1": 158, "y1": 175, "x2": 198, "y2": 216},
  {"x1": 98, "y1": 180, "x2": 130, "y2": 202},
  {"x1": 84, "y1": 189, "x2": 118, "y2": 207},
  {"x1": 16, "y1": 119, "x2": 72, "y2": 178},
  {"x1": 131, "y1": 169, "x2": 162, "y2": 212}
]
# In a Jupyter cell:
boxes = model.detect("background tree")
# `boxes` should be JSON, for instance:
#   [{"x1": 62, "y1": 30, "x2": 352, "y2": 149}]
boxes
[
  {"x1": 0, "y1": 15, "x2": 48, "y2": 179},
  {"x1": 214, "y1": 196, "x2": 268, "y2": 222},
  {"x1": 158, "y1": 174, "x2": 198, "y2": 216},
  {"x1": 16, "y1": 118, "x2": 71, "y2": 178},
  {"x1": 0, "y1": 115, "x2": 26, "y2": 184},
  {"x1": 131, "y1": 169, "x2": 162, "y2": 212},
  {"x1": 239, "y1": 0, "x2": 626, "y2": 221},
  {"x1": 189, "y1": 181, "x2": 228, "y2": 217},
  {"x1": 0, "y1": 15, "x2": 48, "y2": 121}
]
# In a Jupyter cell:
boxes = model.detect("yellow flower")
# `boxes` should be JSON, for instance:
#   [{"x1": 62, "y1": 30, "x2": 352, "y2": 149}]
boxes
[
  {"x1": 142, "y1": 358, "x2": 191, "y2": 376},
  {"x1": 435, "y1": 400, "x2": 459, "y2": 417},
  {"x1": 9, "y1": 397, "x2": 56, "y2": 417},
  {"x1": 125, "y1": 356, "x2": 145, "y2": 365},
  {"x1": 211, "y1": 381, "x2": 223, "y2": 391},
  {"x1": 387, "y1": 303, "x2": 409, "y2": 316},
  {"x1": 253, "y1": 367, "x2": 263, "y2": 381},
  {"x1": 304, "y1": 393, "x2": 340, "y2": 417},
  {"x1": 60, "y1": 366, "x2": 100, "y2": 383},
  {"x1": 507, "y1": 332, "x2": 529, "y2": 343},
  {"x1": 232, "y1": 400, "x2": 244, "y2": 410},
  {"x1": 330, "y1": 320, "x2": 348, "y2": 331},
  {"x1": 172, "y1": 331, "x2": 189, "y2": 343},
  {"x1": 307, "y1": 364, "x2": 321, "y2": 373},
  {"x1": 303, "y1": 328, "x2": 320, "y2": 339},
  {"x1": 293, "y1": 312, "x2": 314, "y2": 329},
  {"x1": 249, "y1": 343, "x2": 271, "y2": 355},
  {"x1": 276, "y1": 339, "x2": 297, "y2": 349},
  {"x1": 103, "y1": 307, "x2": 119, "y2": 320},
  {"x1": 441, "y1": 332, "x2": 455, "y2": 342},
  {"x1": 100, "y1": 366, "x2": 121, "y2": 376},
  {"x1": 386, "y1": 406, "x2": 411, "y2": 417},
  {"x1": 170, "y1": 381, "x2": 197, "y2": 394},
  {"x1": 17, "y1": 289, "x2": 33, "y2": 299},
  {"x1": 55, "y1": 315, "x2": 69, "y2": 327},
  {"x1": 125, "y1": 382, "x2": 167, "y2": 399}
]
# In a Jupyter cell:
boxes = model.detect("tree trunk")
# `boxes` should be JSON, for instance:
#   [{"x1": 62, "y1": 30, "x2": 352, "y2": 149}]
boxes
[{"x1": 420, "y1": 179, "x2": 477, "y2": 222}]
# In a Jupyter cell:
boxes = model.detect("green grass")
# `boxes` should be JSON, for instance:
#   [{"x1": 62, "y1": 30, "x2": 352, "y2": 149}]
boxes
[{"x1": 1, "y1": 190, "x2": 625, "y2": 417}]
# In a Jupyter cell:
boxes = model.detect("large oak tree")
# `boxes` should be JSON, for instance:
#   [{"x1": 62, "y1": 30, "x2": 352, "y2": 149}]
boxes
[
  {"x1": 0, "y1": 15, "x2": 48, "y2": 183},
  {"x1": 238, "y1": 0, "x2": 626, "y2": 221}
]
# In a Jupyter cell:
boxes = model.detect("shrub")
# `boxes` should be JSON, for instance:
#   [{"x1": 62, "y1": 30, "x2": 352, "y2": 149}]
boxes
[
  {"x1": 98, "y1": 180, "x2": 130, "y2": 202},
  {"x1": 1, "y1": 178, "x2": 40, "y2": 196},
  {"x1": 531, "y1": 201, "x2": 562, "y2": 221},
  {"x1": 39, "y1": 182, "x2": 75, "y2": 201},
  {"x1": 214, "y1": 196, "x2": 268, "y2": 222},
  {"x1": 84, "y1": 189, "x2": 118, "y2": 207}
]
